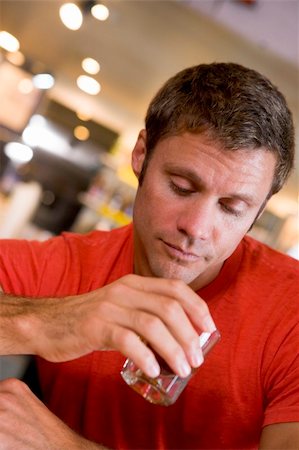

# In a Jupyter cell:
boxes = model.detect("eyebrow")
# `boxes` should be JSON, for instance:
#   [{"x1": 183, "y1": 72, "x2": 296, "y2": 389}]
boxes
[{"x1": 165, "y1": 164, "x2": 257, "y2": 205}]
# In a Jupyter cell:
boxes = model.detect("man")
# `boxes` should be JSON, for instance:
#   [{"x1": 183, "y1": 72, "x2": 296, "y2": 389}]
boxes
[{"x1": 0, "y1": 62, "x2": 298, "y2": 449}]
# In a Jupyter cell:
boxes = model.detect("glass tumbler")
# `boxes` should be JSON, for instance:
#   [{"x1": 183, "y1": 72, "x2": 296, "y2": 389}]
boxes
[{"x1": 121, "y1": 329, "x2": 220, "y2": 406}]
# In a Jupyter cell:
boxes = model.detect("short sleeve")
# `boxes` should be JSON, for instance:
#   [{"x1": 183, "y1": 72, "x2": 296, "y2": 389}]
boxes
[
  {"x1": 263, "y1": 318, "x2": 299, "y2": 427},
  {"x1": 0, "y1": 236, "x2": 74, "y2": 297}
]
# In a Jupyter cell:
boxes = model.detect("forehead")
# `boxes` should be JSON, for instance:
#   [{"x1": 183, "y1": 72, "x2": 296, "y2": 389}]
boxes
[{"x1": 151, "y1": 133, "x2": 277, "y2": 198}]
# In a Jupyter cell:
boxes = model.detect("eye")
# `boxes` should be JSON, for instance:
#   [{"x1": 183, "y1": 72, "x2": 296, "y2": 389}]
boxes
[
  {"x1": 169, "y1": 180, "x2": 195, "y2": 196},
  {"x1": 220, "y1": 201, "x2": 243, "y2": 217}
]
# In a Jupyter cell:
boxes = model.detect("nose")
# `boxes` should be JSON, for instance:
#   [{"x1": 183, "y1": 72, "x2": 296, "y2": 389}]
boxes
[{"x1": 176, "y1": 197, "x2": 214, "y2": 241}]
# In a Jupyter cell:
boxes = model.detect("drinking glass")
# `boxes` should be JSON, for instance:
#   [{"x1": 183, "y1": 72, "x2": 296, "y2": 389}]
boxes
[{"x1": 121, "y1": 329, "x2": 220, "y2": 406}]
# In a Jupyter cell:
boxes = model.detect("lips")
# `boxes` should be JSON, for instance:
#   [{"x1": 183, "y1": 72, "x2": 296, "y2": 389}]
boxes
[{"x1": 162, "y1": 240, "x2": 199, "y2": 261}]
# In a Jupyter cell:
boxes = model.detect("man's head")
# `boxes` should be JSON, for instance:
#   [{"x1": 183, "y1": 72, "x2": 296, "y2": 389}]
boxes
[
  {"x1": 131, "y1": 63, "x2": 295, "y2": 289},
  {"x1": 140, "y1": 62, "x2": 294, "y2": 197}
]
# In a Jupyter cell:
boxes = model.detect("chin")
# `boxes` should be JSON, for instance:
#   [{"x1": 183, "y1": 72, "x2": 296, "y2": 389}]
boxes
[{"x1": 149, "y1": 260, "x2": 203, "y2": 285}]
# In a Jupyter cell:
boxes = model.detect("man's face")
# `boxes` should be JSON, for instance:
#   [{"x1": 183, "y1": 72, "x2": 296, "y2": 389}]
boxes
[{"x1": 132, "y1": 131, "x2": 276, "y2": 290}]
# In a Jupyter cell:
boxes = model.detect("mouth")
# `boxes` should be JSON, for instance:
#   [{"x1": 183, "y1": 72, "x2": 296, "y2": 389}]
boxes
[{"x1": 162, "y1": 240, "x2": 199, "y2": 262}]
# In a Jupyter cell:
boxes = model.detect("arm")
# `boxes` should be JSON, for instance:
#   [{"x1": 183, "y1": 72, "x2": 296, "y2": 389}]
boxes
[
  {"x1": 0, "y1": 378, "x2": 110, "y2": 449},
  {"x1": 259, "y1": 422, "x2": 299, "y2": 449},
  {"x1": 0, "y1": 274, "x2": 216, "y2": 379},
  {"x1": 0, "y1": 275, "x2": 216, "y2": 449}
]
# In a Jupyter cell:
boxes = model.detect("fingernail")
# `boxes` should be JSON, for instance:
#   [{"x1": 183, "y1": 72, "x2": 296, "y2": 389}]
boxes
[
  {"x1": 202, "y1": 315, "x2": 217, "y2": 333},
  {"x1": 190, "y1": 350, "x2": 204, "y2": 368},
  {"x1": 177, "y1": 359, "x2": 191, "y2": 378},
  {"x1": 146, "y1": 359, "x2": 160, "y2": 378}
]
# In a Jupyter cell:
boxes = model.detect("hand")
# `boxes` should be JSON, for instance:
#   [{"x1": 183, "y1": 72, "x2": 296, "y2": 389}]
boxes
[
  {"x1": 29, "y1": 274, "x2": 216, "y2": 378},
  {"x1": 0, "y1": 378, "x2": 104, "y2": 449}
]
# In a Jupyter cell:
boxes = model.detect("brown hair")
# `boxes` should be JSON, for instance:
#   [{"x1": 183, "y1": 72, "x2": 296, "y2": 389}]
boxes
[{"x1": 141, "y1": 62, "x2": 295, "y2": 196}]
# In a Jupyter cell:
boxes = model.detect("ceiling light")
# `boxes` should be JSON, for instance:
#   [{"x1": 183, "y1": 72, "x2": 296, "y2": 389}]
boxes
[
  {"x1": 77, "y1": 75, "x2": 101, "y2": 95},
  {"x1": 0, "y1": 31, "x2": 20, "y2": 52},
  {"x1": 76, "y1": 110, "x2": 92, "y2": 121},
  {"x1": 74, "y1": 125, "x2": 90, "y2": 141},
  {"x1": 82, "y1": 57, "x2": 100, "y2": 75},
  {"x1": 4, "y1": 142, "x2": 33, "y2": 164},
  {"x1": 59, "y1": 3, "x2": 83, "y2": 30},
  {"x1": 29, "y1": 114, "x2": 47, "y2": 127},
  {"x1": 91, "y1": 3, "x2": 109, "y2": 21},
  {"x1": 32, "y1": 73, "x2": 55, "y2": 89},
  {"x1": 22, "y1": 118, "x2": 67, "y2": 155},
  {"x1": 6, "y1": 50, "x2": 25, "y2": 66},
  {"x1": 18, "y1": 78, "x2": 34, "y2": 94},
  {"x1": 22, "y1": 125, "x2": 44, "y2": 147}
]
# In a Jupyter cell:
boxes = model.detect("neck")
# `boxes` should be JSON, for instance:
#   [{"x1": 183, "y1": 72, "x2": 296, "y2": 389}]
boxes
[{"x1": 188, "y1": 261, "x2": 224, "y2": 291}]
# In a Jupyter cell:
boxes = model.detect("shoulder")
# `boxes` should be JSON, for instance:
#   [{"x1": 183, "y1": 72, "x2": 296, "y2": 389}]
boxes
[
  {"x1": 59, "y1": 223, "x2": 133, "y2": 255},
  {"x1": 62, "y1": 223, "x2": 133, "y2": 244},
  {"x1": 0, "y1": 223, "x2": 133, "y2": 254},
  {"x1": 234, "y1": 236, "x2": 298, "y2": 318},
  {"x1": 241, "y1": 235, "x2": 298, "y2": 281},
  {"x1": 0, "y1": 224, "x2": 133, "y2": 296}
]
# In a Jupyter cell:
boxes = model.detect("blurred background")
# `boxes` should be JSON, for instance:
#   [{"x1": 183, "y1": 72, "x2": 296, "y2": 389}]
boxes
[
  {"x1": 0, "y1": 0, "x2": 298, "y2": 380},
  {"x1": 0, "y1": 0, "x2": 298, "y2": 249}
]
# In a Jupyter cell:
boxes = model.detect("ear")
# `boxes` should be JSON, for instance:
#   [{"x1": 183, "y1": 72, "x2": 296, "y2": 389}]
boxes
[{"x1": 131, "y1": 129, "x2": 147, "y2": 179}]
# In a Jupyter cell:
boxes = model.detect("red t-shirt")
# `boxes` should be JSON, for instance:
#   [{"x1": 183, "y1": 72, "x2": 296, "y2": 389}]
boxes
[{"x1": 0, "y1": 224, "x2": 298, "y2": 449}]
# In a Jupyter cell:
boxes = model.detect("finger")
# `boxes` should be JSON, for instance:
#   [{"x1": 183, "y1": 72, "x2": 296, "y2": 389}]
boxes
[
  {"x1": 93, "y1": 299, "x2": 199, "y2": 376},
  {"x1": 119, "y1": 275, "x2": 216, "y2": 332},
  {"x1": 109, "y1": 277, "x2": 211, "y2": 367},
  {"x1": 127, "y1": 296, "x2": 204, "y2": 372},
  {"x1": 103, "y1": 325, "x2": 161, "y2": 378}
]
